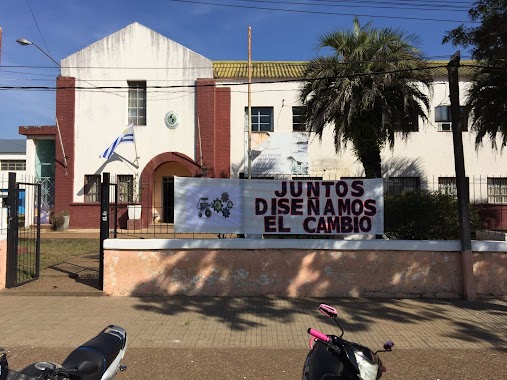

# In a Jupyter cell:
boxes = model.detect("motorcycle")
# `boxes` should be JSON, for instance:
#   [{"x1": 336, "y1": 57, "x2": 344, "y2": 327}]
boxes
[
  {"x1": 303, "y1": 304, "x2": 394, "y2": 380},
  {"x1": 1, "y1": 325, "x2": 127, "y2": 380}
]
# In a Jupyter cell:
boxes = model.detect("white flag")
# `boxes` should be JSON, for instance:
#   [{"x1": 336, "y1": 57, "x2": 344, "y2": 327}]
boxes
[{"x1": 100, "y1": 123, "x2": 135, "y2": 160}]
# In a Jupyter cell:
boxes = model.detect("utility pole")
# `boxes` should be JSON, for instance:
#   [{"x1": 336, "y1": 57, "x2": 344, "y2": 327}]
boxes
[
  {"x1": 447, "y1": 51, "x2": 475, "y2": 301},
  {"x1": 247, "y1": 26, "x2": 252, "y2": 179}
]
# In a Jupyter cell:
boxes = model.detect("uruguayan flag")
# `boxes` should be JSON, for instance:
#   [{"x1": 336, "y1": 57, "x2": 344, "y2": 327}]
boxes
[{"x1": 100, "y1": 123, "x2": 135, "y2": 160}]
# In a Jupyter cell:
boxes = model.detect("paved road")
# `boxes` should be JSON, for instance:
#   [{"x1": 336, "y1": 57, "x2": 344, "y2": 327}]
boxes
[{"x1": 5, "y1": 347, "x2": 507, "y2": 379}]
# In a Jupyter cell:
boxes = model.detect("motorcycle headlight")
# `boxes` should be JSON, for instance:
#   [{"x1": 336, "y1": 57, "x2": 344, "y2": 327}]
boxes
[{"x1": 354, "y1": 352, "x2": 379, "y2": 380}]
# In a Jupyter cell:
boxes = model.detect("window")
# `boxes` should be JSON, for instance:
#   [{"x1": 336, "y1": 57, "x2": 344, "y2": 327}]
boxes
[
  {"x1": 438, "y1": 177, "x2": 469, "y2": 199},
  {"x1": 292, "y1": 107, "x2": 306, "y2": 132},
  {"x1": 128, "y1": 81, "x2": 146, "y2": 125},
  {"x1": 1, "y1": 160, "x2": 26, "y2": 171},
  {"x1": 439, "y1": 177, "x2": 457, "y2": 196},
  {"x1": 245, "y1": 107, "x2": 273, "y2": 132},
  {"x1": 434, "y1": 105, "x2": 468, "y2": 132},
  {"x1": 388, "y1": 177, "x2": 420, "y2": 194},
  {"x1": 487, "y1": 177, "x2": 507, "y2": 204},
  {"x1": 85, "y1": 175, "x2": 101, "y2": 202},
  {"x1": 118, "y1": 175, "x2": 134, "y2": 203}
]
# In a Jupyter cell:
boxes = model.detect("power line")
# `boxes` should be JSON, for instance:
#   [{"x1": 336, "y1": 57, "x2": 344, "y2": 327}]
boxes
[
  {"x1": 0, "y1": 56, "x2": 474, "y2": 71},
  {"x1": 0, "y1": 64, "x2": 450, "y2": 91},
  {"x1": 165, "y1": 0, "x2": 479, "y2": 23},
  {"x1": 25, "y1": 0, "x2": 52, "y2": 56},
  {"x1": 228, "y1": 0, "x2": 471, "y2": 12}
]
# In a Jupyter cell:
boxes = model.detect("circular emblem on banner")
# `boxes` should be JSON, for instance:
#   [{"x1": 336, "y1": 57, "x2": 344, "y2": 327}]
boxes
[{"x1": 165, "y1": 111, "x2": 179, "y2": 128}]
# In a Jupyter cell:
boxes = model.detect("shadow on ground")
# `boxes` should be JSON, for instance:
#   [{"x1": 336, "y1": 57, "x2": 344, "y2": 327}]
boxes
[{"x1": 132, "y1": 295, "x2": 507, "y2": 350}]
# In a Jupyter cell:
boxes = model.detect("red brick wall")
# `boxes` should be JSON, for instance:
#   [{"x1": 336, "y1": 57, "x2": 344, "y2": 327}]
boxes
[
  {"x1": 55, "y1": 77, "x2": 76, "y2": 226},
  {"x1": 215, "y1": 87, "x2": 231, "y2": 178},
  {"x1": 195, "y1": 79, "x2": 231, "y2": 178},
  {"x1": 195, "y1": 79, "x2": 216, "y2": 176}
]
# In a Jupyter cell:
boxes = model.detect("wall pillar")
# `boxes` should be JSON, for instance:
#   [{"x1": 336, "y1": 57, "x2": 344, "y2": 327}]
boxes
[
  {"x1": 195, "y1": 79, "x2": 231, "y2": 178},
  {"x1": 55, "y1": 76, "x2": 76, "y2": 225}
]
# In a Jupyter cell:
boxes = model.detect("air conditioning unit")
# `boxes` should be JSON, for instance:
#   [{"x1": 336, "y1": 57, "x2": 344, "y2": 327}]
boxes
[{"x1": 439, "y1": 122, "x2": 452, "y2": 132}]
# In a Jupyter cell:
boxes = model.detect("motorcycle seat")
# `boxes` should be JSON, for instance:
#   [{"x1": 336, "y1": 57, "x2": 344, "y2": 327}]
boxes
[{"x1": 61, "y1": 330, "x2": 123, "y2": 379}]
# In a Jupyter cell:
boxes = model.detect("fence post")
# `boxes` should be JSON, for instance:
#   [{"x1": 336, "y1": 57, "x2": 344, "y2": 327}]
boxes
[
  {"x1": 99, "y1": 172, "x2": 110, "y2": 291},
  {"x1": 6, "y1": 172, "x2": 18, "y2": 288}
]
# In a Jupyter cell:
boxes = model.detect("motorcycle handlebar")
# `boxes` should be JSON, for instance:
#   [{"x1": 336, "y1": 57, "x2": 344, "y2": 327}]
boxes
[{"x1": 307, "y1": 328, "x2": 330, "y2": 343}]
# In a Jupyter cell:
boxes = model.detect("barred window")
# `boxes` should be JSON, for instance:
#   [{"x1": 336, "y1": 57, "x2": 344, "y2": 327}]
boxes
[
  {"x1": 438, "y1": 177, "x2": 470, "y2": 200},
  {"x1": 439, "y1": 177, "x2": 457, "y2": 196},
  {"x1": 84, "y1": 175, "x2": 101, "y2": 202},
  {"x1": 118, "y1": 175, "x2": 134, "y2": 203},
  {"x1": 388, "y1": 177, "x2": 420, "y2": 194},
  {"x1": 128, "y1": 81, "x2": 146, "y2": 126},
  {"x1": 487, "y1": 177, "x2": 507, "y2": 204},
  {"x1": 1, "y1": 160, "x2": 26, "y2": 171}
]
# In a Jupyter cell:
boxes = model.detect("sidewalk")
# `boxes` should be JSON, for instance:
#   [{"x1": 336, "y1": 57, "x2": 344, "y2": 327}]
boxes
[{"x1": 1, "y1": 295, "x2": 506, "y2": 350}]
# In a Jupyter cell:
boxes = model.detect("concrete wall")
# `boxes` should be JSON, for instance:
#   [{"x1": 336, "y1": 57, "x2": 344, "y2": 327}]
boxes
[
  {"x1": 103, "y1": 239, "x2": 506, "y2": 298},
  {"x1": 0, "y1": 238, "x2": 6, "y2": 289}
]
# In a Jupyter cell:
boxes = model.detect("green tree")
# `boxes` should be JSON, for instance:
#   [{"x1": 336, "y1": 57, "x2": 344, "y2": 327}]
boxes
[
  {"x1": 443, "y1": 0, "x2": 507, "y2": 149},
  {"x1": 299, "y1": 18, "x2": 433, "y2": 178}
]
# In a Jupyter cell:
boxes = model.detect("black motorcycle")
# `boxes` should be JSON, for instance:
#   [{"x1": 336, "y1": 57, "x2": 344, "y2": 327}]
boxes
[
  {"x1": 303, "y1": 304, "x2": 394, "y2": 380},
  {"x1": 1, "y1": 325, "x2": 127, "y2": 380}
]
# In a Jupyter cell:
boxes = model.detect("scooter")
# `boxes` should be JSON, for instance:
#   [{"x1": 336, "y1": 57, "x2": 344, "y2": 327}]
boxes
[
  {"x1": 303, "y1": 304, "x2": 394, "y2": 380},
  {"x1": 1, "y1": 325, "x2": 127, "y2": 380}
]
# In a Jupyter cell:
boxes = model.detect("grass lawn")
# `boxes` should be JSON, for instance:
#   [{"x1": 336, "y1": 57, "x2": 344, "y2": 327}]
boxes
[{"x1": 39, "y1": 238, "x2": 99, "y2": 271}]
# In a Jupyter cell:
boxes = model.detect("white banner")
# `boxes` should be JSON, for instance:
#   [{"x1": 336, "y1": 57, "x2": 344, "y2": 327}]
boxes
[{"x1": 174, "y1": 178, "x2": 384, "y2": 235}]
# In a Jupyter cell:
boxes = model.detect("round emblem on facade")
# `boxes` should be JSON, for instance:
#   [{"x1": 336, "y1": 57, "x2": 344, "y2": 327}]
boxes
[{"x1": 164, "y1": 111, "x2": 179, "y2": 128}]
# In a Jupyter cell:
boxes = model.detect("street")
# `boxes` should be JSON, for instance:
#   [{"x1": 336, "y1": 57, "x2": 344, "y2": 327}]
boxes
[{"x1": 5, "y1": 347, "x2": 507, "y2": 379}]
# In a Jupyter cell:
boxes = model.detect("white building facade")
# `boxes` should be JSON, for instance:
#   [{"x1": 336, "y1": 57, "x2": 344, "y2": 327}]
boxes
[{"x1": 19, "y1": 23, "x2": 506, "y2": 230}]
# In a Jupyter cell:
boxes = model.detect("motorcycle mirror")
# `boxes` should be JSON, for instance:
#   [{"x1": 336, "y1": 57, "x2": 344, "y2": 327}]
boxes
[
  {"x1": 383, "y1": 341, "x2": 395, "y2": 351},
  {"x1": 318, "y1": 304, "x2": 338, "y2": 319},
  {"x1": 77, "y1": 361, "x2": 99, "y2": 374}
]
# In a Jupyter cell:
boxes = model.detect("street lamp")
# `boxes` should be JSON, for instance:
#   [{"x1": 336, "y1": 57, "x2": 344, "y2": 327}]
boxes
[{"x1": 16, "y1": 38, "x2": 60, "y2": 69}]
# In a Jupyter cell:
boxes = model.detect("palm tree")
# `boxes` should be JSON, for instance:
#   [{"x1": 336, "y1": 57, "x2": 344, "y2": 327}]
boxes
[
  {"x1": 300, "y1": 18, "x2": 433, "y2": 178},
  {"x1": 443, "y1": 0, "x2": 507, "y2": 149}
]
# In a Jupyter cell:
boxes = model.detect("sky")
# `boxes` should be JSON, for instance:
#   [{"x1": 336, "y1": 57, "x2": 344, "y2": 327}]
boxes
[{"x1": 0, "y1": 0, "x2": 477, "y2": 140}]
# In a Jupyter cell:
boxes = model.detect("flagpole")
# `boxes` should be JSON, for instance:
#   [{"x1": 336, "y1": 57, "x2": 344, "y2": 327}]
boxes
[
  {"x1": 131, "y1": 122, "x2": 139, "y2": 166},
  {"x1": 247, "y1": 26, "x2": 252, "y2": 179},
  {"x1": 198, "y1": 117, "x2": 203, "y2": 166},
  {"x1": 55, "y1": 117, "x2": 68, "y2": 175}
]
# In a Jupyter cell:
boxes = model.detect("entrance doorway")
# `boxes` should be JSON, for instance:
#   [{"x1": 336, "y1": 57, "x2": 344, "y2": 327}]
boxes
[{"x1": 162, "y1": 177, "x2": 174, "y2": 223}]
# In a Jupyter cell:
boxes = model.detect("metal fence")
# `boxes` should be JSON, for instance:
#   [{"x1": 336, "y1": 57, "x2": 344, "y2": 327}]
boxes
[{"x1": 103, "y1": 175, "x2": 506, "y2": 240}]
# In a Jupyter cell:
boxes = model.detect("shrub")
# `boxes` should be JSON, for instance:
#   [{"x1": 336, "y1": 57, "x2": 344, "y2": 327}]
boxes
[{"x1": 384, "y1": 191, "x2": 480, "y2": 240}]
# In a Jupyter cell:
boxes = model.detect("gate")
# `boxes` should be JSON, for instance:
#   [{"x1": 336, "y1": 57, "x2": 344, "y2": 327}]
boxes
[
  {"x1": 6, "y1": 172, "x2": 41, "y2": 287},
  {"x1": 99, "y1": 173, "x2": 118, "y2": 290}
]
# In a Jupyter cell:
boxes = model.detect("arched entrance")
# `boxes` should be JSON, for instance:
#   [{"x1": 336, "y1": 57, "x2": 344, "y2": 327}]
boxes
[{"x1": 140, "y1": 152, "x2": 200, "y2": 227}]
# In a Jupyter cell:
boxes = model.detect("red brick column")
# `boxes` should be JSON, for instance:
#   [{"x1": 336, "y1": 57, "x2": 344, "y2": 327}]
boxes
[
  {"x1": 215, "y1": 87, "x2": 231, "y2": 178},
  {"x1": 54, "y1": 76, "x2": 76, "y2": 224},
  {"x1": 195, "y1": 79, "x2": 231, "y2": 178},
  {"x1": 195, "y1": 79, "x2": 216, "y2": 177}
]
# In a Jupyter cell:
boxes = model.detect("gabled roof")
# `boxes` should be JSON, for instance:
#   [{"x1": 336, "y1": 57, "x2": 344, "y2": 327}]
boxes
[
  {"x1": 0, "y1": 139, "x2": 26, "y2": 154},
  {"x1": 212, "y1": 60, "x2": 476, "y2": 80}
]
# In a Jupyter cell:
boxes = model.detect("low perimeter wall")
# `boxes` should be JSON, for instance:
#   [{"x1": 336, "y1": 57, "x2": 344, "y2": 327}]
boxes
[
  {"x1": 103, "y1": 239, "x2": 507, "y2": 298},
  {"x1": 0, "y1": 237, "x2": 6, "y2": 289}
]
